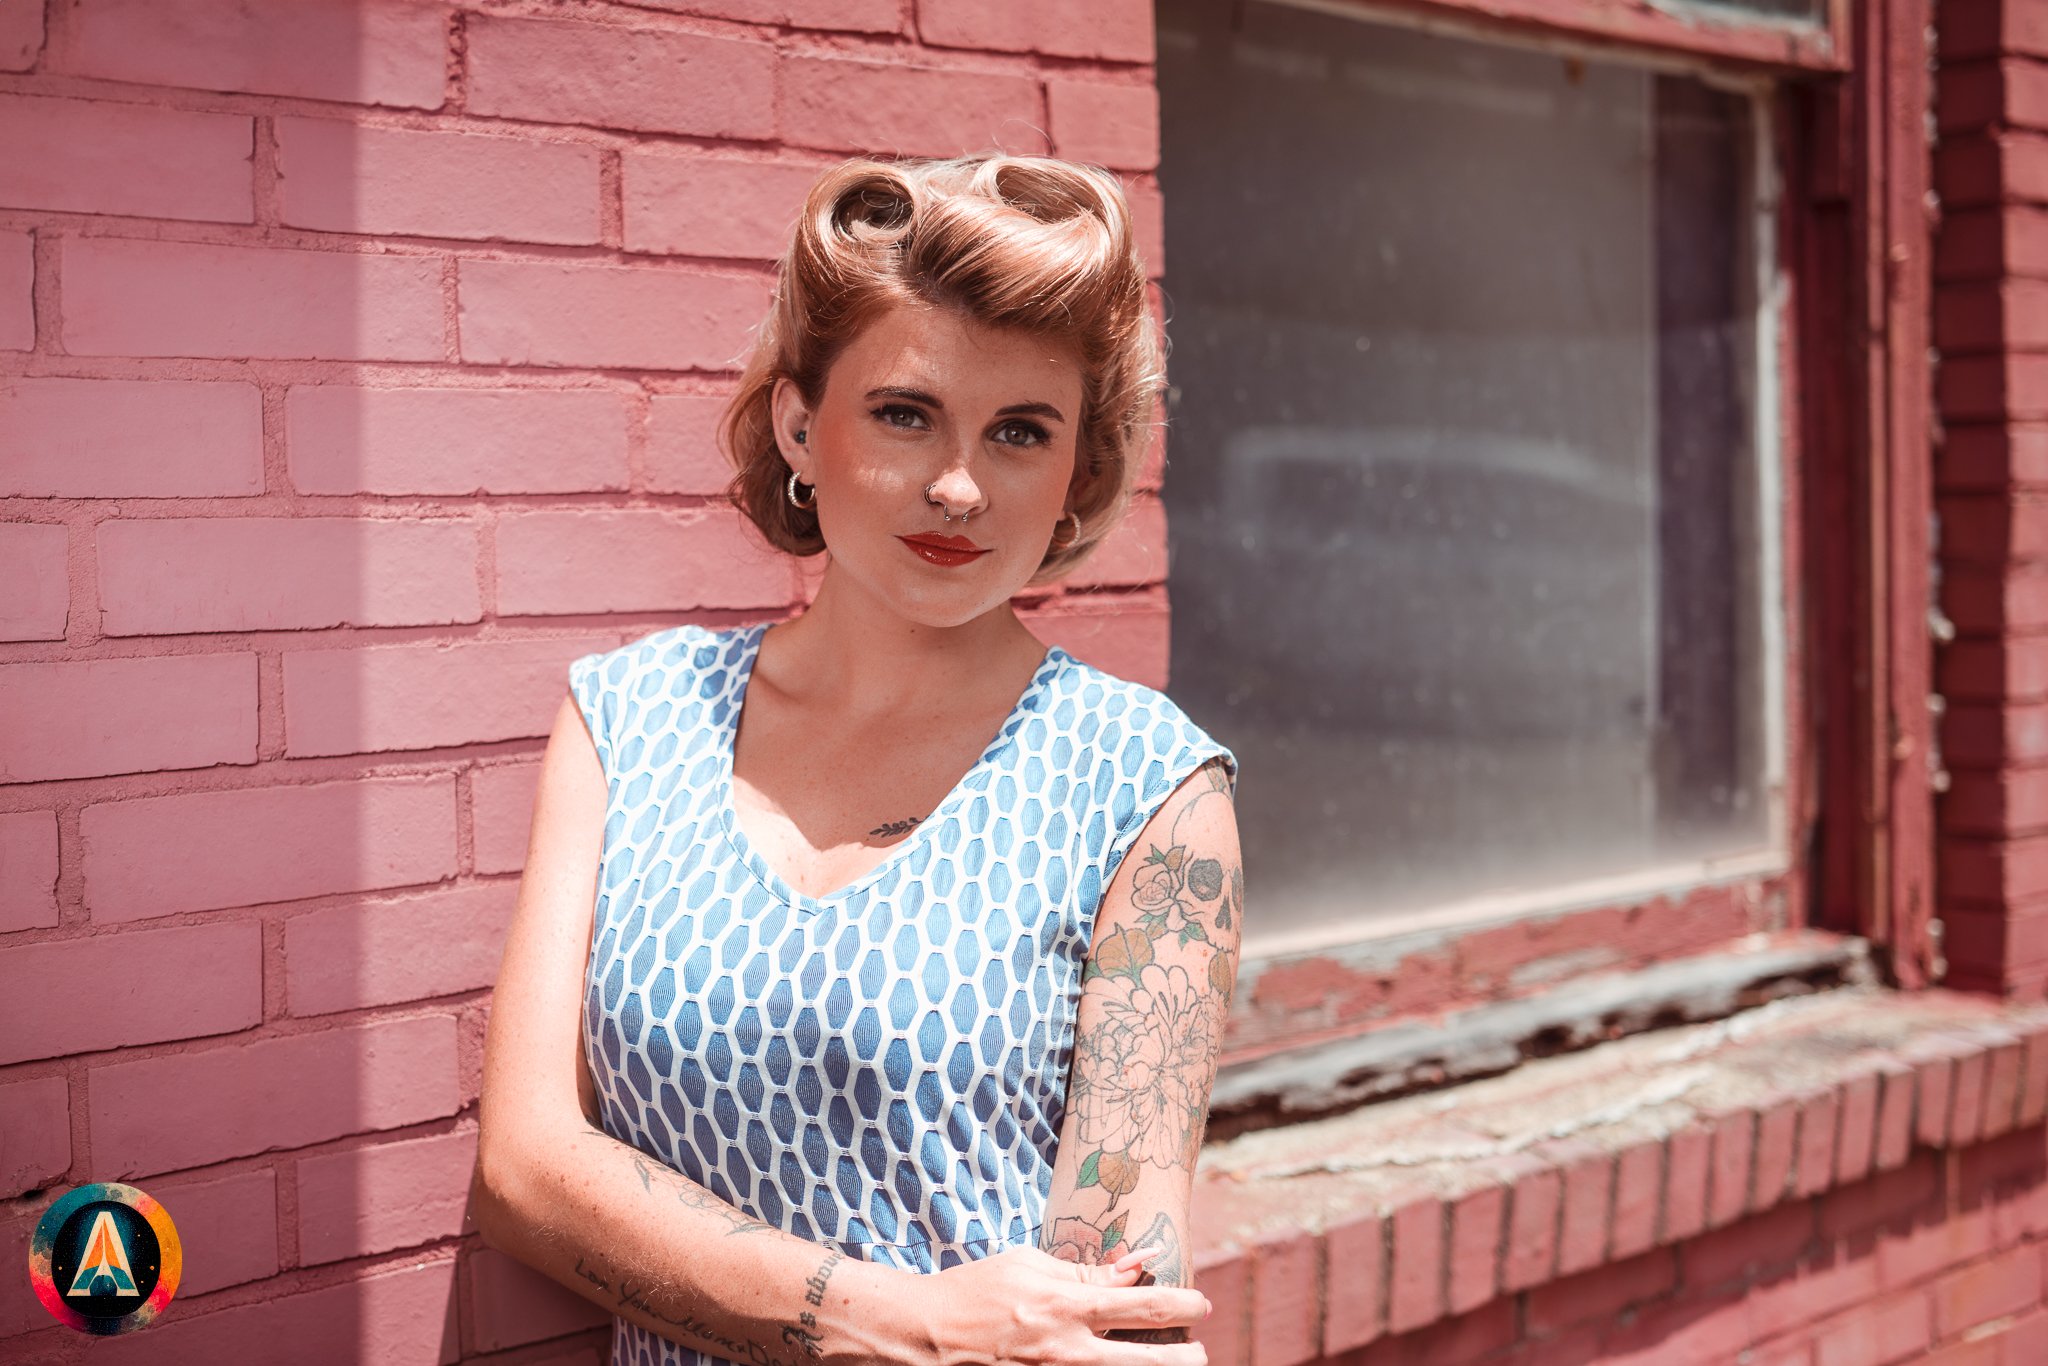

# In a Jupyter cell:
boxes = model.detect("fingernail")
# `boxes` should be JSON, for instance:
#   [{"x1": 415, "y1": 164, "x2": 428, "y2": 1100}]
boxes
[{"x1": 1204, "y1": 1300, "x2": 1214, "y2": 1319}]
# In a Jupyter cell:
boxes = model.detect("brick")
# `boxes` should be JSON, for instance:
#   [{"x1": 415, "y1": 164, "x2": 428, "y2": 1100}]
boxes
[
  {"x1": 89, "y1": 1013, "x2": 459, "y2": 1177},
  {"x1": 1321, "y1": 1210, "x2": 1385, "y2": 1353},
  {"x1": 286, "y1": 881, "x2": 517, "y2": 1015},
  {"x1": 623, "y1": 152, "x2": 818, "y2": 260},
  {"x1": 63, "y1": 238, "x2": 443, "y2": 361},
  {"x1": 277, "y1": 117, "x2": 600, "y2": 245},
  {"x1": 288, "y1": 384, "x2": 626, "y2": 496},
  {"x1": 1875, "y1": 1057, "x2": 1918, "y2": 1170},
  {"x1": 0, "y1": 654, "x2": 257, "y2": 782},
  {"x1": 1983, "y1": 1031, "x2": 2027, "y2": 1137},
  {"x1": 1956, "y1": 1128, "x2": 2047, "y2": 1212},
  {"x1": 1047, "y1": 80, "x2": 1158, "y2": 170},
  {"x1": 1795, "y1": 1087, "x2": 1842, "y2": 1198},
  {"x1": 97, "y1": 517, "x2": 480, "y2": 635},
  {"x1": 0, "y1": 93, "x2": 251, "y2": 222},
  {"x1": 465, "y1": 1245, "x2": 610, "y2": 1353},
  {"x1": 2019, "y1": 1022, "x2": 2048, "y2": 1126},
  {"x1": 2, "y1": 377, "x2": 263, "y2": 497},
  {"x1": 1812, "y1": 1288, "x2": 1931, "y2": 1366},
  {"x1": 284, "y1": 635, "x2": 613, "y2": 757},
  {"x1": 1603, "y1": 1136, "x2": 1663, "y2": 1262},
  {"x1": 148, "y1": 1167, "x2": 278, "y2": 1296},
  {"x1": 1934, "y1": 1246, "x2": 2041, "y2": 1337},
  {"x1": 1745, "y1": 1253, "x2": 1880, "y2": 1346},
  {"x1": 1248, "y1": 1232, "x2": 1320, "y2": 1366},
  {"x1": 1681, "y1": 1198, "x2": 1816, "y2": 1290},
  {"x1": 0, "y1": 1075, "x2": 69, "y2": 1197},
  {"x1": 689, "y1": 0, "x2": 900, "y2": 29},
  {"x1": 1501, "y1": 1160, "x2": 1561, "y2": 1292},
  {"x1": 1663, "y1": 1125, "x2": 1710, "y2": 1244},
  {"x1": 1952, "y1": 1042, "x2": 1993, "y2": 1146},
  {"x1": 459, "y1": 257, "x2": 767, "y2": 371},
  {"x1": 467, "y1": 14, "x2": 771, "y2": 139},
  {"x1": 1877, "y1": 1199, "x2": 1995, "y2": 1290},
  {"x1": 1385, "y1": 1187, "x2": 1444, "y2": 1335},
  {"x1": 496, "y1": 507, "x2": 793, "y2": 615},
  {"x1": 1443, "y1": 1176, "x2": 1504, "y2": 1316},
  {"x1": 62, "y1": 0, "x2": 446, "y2": 109},
  {"x1": 0, "y1": 522, "x2": 65, "y2": 640},
  {"x1": 82, "y1": 774, "x2": 458, "y2": 923},
  {"x1": 297, "y1": 1127, "x2": 478, "y2": 1263},
  {"x1": 473, "y1": 762, "x2": 542, "y2": 875},
  {"x1": 0, "y1": 0, "x2": 40, "y2": 70},
  {"x1": 1752, "y1": 1095, "x2": 1802, "y2": 1212},
  {"x1": 1525, "y1": 1248, "x2": 1676, "y2": 1338},
  {"x1": 1835, "y1": 1070, "x2": 1881, "y2": 1187},
  {"x1": 91, "y1": 1255, "x2": 460, "y2": 1366},
  {"x1": 1, "y1": 227, "x2": 29, "y2": 349},
  {"x1": 916, "y1": 0, "x2": 1153, "y2": 61},
  {"x1": 1539, "y1": 1136, "x2": 1612, "y2": 1277},
  {"x1": 0, "y1": 920, "x2": 260, "y2": 1065},
  {"x1": 780, "y1": 54, "x2": 1044, "y2": 158},
  {"x1": 1822, "y1": 1153, "x2": 1940, "y2": 1245},
  {"x1": 647, "y1": 391, "x2": 738, "y2": 494},
  {"x1": 0, "y1": 809, "x2": 58, "y2": 933},
  {"x1": 1192, "y1": 1246, "x2": 1250, "y2": 1366}
]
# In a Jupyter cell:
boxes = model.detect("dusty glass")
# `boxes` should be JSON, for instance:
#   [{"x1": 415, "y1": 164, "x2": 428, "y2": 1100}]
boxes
[{"x1": 1157, "y1": 0, "x2": 1776, "y2": 945}]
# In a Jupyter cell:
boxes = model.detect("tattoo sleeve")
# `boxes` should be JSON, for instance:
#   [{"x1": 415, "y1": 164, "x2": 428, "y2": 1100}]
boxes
[{"x1": 1042, "y1": 757, "x2": 1242, "y2": 1344}]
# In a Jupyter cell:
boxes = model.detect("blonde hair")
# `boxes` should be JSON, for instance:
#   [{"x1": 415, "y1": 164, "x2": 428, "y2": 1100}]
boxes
[{"x1": 720, "y1": 154, "x2": 1162, "y2": 583}]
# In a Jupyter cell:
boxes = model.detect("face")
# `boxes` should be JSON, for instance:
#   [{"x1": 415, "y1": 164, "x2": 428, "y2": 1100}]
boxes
[{"x1": 773, "y1": 300, "x2": 1086, "y2": 629}]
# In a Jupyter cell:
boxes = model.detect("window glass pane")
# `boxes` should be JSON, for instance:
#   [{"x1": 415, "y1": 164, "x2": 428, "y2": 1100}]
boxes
[{"x1": 1157, "y1": 0, "x2": 1775, "y2": 945}]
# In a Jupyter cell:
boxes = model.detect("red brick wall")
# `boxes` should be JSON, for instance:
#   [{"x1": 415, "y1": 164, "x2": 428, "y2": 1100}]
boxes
[
  {"x1": 0, "y1": 1, "x2": 1163, "y2": 1358},
  {"x1": 1937, "y1": 0, "x2": 2048, "y2": 999}
]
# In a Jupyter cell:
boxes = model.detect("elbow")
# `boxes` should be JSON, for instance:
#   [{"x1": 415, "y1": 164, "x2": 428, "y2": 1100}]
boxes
[{"x1": 471, "y1": 1109, "x2": 537, "y2": 1254}]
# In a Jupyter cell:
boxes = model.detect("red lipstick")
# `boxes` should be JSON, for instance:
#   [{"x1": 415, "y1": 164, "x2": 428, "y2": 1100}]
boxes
[{"x1": 899, "y1": 533, "x2": 989, "y2": 568}]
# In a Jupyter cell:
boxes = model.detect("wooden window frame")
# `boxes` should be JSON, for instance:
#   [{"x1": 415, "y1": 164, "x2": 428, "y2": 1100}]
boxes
[{"x1": 1192, "y1": 0, "x2": 1938, "y2": 1081}]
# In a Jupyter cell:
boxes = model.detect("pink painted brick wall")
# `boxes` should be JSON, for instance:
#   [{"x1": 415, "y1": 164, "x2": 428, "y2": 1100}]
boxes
[{"x1": 0, "y1": 1, "x2": 1174, "y2": 1359}]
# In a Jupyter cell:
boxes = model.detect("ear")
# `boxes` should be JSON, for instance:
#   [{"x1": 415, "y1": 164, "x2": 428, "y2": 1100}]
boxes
[{"x1": 770, "y1": 377, "x2": 815, "y2": 483}]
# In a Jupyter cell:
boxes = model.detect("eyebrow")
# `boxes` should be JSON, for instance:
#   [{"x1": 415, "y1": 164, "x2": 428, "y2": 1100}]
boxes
[{"x1": 864, "y1": 386, "x2": 1067, "y2": 424}]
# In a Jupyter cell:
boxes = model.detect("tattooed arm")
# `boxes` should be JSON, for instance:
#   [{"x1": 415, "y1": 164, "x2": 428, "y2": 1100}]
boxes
[{"x1": 1041, "y1": 756, "x2": 1243, "y2": 1343}]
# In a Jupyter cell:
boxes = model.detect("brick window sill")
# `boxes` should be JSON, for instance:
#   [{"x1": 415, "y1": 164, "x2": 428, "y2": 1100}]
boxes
[{"x1": 1186, "y1": 980, "x2": 2048, "y2": 1363}]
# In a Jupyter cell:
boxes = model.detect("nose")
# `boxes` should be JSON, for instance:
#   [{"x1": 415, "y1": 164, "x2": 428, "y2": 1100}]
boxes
[{"x1": 926, "y1": 450, "x2": 985, "y2": 518}]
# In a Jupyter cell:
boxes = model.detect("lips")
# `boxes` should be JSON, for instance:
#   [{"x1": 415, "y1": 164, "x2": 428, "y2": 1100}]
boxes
[{"x1": 899, "y1": 533, "x2": 989, "y2": 567}]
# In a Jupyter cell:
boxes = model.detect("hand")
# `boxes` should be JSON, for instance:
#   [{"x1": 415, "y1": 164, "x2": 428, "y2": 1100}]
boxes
[{"x1": 923, "y1": 1242, "x2": 1210, "y2": 1366}]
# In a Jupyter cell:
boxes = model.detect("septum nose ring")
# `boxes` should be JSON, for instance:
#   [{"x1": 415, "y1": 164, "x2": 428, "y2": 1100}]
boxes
[{"x1": 924, "y1": 482, "x2": 972, "y2": 524}]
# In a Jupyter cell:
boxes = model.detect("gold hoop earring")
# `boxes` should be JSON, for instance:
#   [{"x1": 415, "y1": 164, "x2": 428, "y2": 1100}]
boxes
[
  {"x1": 786, "y1": 469, "x2": 816, "y2": 510},
  {"x1": 1051, "y1": 508, "x2": 1081, "y2": 549}
]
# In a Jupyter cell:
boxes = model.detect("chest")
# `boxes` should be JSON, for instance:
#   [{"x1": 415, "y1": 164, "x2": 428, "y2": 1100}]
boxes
[{"x1": 728, "y1": 704, "x2": 1023, "y2": 903}]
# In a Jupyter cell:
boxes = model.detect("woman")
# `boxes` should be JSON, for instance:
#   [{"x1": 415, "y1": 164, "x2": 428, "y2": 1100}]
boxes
[{"x1": 475, "y1": 153, "x2": 1243, "y2": 1366}]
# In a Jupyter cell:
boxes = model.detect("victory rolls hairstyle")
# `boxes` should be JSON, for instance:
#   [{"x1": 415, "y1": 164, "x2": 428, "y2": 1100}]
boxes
[{"x1": 720, "y1": 154, "x2": 1163, "y2": 583}]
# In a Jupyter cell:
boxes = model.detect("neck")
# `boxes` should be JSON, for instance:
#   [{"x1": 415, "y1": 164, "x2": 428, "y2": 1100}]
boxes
[{"x1": 759, "y1": 561, "x2": 1042, "y2": 716}]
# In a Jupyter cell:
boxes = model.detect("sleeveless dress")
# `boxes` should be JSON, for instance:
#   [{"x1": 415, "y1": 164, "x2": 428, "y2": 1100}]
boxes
[{"x1": 569, "y1": 621, "x2": 1237, "y2": 1366}]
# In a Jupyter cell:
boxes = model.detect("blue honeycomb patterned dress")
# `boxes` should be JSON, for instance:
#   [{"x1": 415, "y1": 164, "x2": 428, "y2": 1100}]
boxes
[{"x1": 569, "y1": 621, "x2": 1235, "y2": 1366}]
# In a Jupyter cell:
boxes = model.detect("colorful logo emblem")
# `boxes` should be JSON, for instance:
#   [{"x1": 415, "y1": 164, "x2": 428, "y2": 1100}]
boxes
[{"x1": 26, "y1": 1183, "x2": 181, "y2": 1335}]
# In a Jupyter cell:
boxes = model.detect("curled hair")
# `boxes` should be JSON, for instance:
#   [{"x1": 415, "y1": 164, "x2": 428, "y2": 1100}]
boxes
[{"x1": 720, "y1": 154, "x2": 1163, "y2": 583}]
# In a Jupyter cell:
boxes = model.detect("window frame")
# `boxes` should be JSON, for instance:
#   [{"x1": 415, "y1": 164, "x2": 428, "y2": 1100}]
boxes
[{"x1": 1159, "y1": 0, "x2": 1938, "y2": 1067}]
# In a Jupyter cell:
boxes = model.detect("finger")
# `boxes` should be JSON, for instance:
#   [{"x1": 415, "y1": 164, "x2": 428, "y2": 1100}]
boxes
[
  {"x1": 1096, "y1": 1337, "x2": 1209, "y2": 1366},
  {"x1": 1114, "y1": 1243, "x2": 1163, "y2": 1271},
  {"x1": 1084, "y1": 1286, "x2": 1212, "y2": 1335}
]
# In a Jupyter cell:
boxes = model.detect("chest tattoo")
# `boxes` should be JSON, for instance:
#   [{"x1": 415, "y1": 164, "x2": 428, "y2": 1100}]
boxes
[{"x1": 869, "y1": 815, "x2": 923, "y2": 839}]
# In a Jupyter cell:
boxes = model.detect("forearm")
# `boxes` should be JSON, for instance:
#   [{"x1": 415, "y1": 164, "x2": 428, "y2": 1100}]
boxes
[{"x1": 482, "y1": 1119, "x2": 928, "y2": 1366}]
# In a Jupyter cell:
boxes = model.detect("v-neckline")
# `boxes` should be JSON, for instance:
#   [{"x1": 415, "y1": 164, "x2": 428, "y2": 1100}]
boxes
[{"x1": 715, "y1": 621, "x2": 1065, "y2": 916}]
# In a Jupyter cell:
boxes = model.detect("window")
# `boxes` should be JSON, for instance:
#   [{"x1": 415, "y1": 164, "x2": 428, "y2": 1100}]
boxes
[{"x1": 1157, "y1": 0, "x2": 1794, "y2": 951}]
